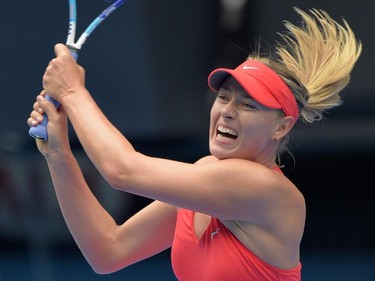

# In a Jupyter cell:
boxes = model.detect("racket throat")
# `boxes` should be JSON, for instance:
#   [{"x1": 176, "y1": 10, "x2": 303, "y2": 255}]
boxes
[{"x1": 67, "y1": 45, "x2": 80, "y2": 61}]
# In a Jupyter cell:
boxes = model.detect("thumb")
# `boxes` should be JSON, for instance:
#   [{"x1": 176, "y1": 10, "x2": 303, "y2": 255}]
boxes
[{"x1": 54, "y1": 43, "x2": 71, "y2": 58}]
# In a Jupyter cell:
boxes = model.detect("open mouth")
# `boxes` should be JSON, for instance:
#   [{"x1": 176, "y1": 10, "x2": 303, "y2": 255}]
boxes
[{"x1": 217, "y1": 125, "x2": 238, "y2": 140}]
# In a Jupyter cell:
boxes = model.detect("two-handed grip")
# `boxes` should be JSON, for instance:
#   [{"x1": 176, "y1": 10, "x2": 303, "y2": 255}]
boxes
[{"x1": 28, "y1": 48, "x2": 78, "y2": 141}]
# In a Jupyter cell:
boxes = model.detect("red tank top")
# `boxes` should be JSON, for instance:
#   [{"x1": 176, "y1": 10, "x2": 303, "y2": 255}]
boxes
[{"x1": 171, "y1": 209, "x2": 301, "y2": 281}]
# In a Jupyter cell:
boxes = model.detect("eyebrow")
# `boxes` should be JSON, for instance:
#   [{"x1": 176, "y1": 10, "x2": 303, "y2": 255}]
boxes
[{"x1": 220, "y1": 84, "x2": 250, "y2": 97}]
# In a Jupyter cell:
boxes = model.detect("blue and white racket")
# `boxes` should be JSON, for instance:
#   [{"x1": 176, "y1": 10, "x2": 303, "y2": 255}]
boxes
[{"x1": 29, "y1": 0, "x2": 126, "y2": 141}]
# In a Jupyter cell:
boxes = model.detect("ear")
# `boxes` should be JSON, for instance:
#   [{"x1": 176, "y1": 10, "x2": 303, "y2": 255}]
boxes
[{"x1": 273, "y1": 116, "x2": 295, "y2": 141}]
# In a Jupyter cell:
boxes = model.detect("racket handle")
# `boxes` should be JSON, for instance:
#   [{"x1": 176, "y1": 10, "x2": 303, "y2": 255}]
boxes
[
  {"x1": 28, "y1": 95, "x2": 60, "y2": 141},
  {"x1": 29, "y1": 48, "x2": 79, "y2": 141}
]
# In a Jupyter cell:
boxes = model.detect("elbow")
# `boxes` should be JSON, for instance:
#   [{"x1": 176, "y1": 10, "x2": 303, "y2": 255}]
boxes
[
  {"x1": 89, "y1": 256, "x2": 126, "y2": 275},
  {"x1": 100, "y1": 151, "x2": 141, "y2": 190},
  {"x1": 85, "y1": 230, "x2": 131, "y2": 274},
  {"x1": 91, "y1": 265, "x2": 118, "y2": 275},
  {"x1": 101, "y1": 164, "x2": 130, "y2": 190},
  {"x1": 91, "y1": 263, "x2": 119, "y2": 275},
  {"x1": 92, "y1": 266, "x2": 114, "y2": 275},
  {"x1": 105, "y1": 169, "x2": 129, "y2": 191}
]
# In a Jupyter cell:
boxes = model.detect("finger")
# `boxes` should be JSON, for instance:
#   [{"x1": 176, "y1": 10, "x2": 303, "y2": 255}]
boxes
[
  {"x1": 27, "y1": 117, "x2": 38, "y2": 127},
  {"x1": 33, "y1": 100, "x2": 44, "y2": 115},
  {"x1": 54, "y1": 43, "x2": 70, "y2": 58},
  {"x1": 44, "y1": 62, "x2": 55, "y2": 75},
  {"x1": 31, "y1": 109, "x2": 44, "y2": 123},
  {"x1": 36, "y1": 95, "x2": 58, "y2": 120}
]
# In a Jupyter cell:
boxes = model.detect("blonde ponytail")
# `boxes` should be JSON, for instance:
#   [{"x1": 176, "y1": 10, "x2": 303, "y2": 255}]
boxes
[
  {"x1": 274, "y1": 7, "x2": 362, "y2": 123},
  {"x1": 247, "y1": 8, "x2": 362, "y2": 158}
]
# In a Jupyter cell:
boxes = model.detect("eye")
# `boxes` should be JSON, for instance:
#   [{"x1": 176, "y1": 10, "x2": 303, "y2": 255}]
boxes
[
  {"x1": 241, "y1": 101, "x2": 257, "y2": 110},
  {"x1": 217, "y1": 93, "x2": 230, "y2": 103}
]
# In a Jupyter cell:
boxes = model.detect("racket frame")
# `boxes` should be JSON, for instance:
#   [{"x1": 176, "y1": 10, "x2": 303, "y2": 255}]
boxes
[{"x1": 29, "y1": 0, "x2": 126, "y2": 140}]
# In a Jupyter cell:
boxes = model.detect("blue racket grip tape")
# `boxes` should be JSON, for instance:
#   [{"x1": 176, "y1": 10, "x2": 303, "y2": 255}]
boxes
[
  {"x1": 29, "y1": 49, "x2": 78, "y2": 141},
  {"x1": 28, "y1": 95, "x2": 60, "y2": 141}
]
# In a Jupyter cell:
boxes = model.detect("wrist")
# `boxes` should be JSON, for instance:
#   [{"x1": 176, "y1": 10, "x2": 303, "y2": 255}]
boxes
[
  {"x1": 43, "y1": 145, "x2": 71, "y2": 159},
  {"x1": 60, "y1": 86, "x2": 87, "y2": 104}
]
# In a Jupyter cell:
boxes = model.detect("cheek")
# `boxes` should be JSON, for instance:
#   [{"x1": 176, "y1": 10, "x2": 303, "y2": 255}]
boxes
[
  {"x1": 241, "y1": 118, "x2": 273, "y2": 143},
  {"x1": 210, "y1": 101, "x2": 220, "y2": 115},
  {"x1": 209, "y1": 104, "x2": 220, "y2": 125}
]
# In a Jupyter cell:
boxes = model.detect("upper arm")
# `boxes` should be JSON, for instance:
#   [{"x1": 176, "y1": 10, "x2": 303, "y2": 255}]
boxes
[
  {"x1": 112, "y1": 153, "x2": 292, "y2": 223},
  {"x1": 95, "y1": 201, "x2": 177, "y2": 273}
]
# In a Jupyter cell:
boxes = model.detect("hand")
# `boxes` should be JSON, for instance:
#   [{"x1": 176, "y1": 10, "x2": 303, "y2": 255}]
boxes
[
  {"x1": 43, "y1": 43, "x2": 85, "y2": 103},
  {"x1": 27, "y1": 91, "x2": 70, "y2": 157}
]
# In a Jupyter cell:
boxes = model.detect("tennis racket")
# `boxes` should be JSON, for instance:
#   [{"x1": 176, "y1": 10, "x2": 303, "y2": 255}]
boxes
[{"x1": 29, "y1": 0, "x2": 126, "y2": 141}]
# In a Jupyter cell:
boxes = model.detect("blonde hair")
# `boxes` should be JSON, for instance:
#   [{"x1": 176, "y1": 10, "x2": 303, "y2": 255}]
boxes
[
  {"x1": 250, "y1": 7, "x2": 362, "y2": 123},
  {"x1": 248, "y1": 8, "x2": 362, "y2": 160}
]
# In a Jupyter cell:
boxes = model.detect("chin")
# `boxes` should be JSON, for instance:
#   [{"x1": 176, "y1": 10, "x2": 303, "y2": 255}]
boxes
[{"x1": 209, "y1": 144, "x2": 234, "y2": 160}]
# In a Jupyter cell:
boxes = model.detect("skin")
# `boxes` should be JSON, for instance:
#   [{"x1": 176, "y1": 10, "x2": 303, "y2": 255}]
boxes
[{"x1": 27, "y1": 43, "x2": 306, "y2": 273}]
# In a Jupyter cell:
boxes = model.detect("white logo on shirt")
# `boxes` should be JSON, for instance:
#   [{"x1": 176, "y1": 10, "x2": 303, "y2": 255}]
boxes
[{"x1": 211, "y1": 228, "x2": 222, "y2": 239}]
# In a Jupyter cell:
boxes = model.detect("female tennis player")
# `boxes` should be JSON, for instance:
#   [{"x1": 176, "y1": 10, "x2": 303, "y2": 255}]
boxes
[{"x1": 27, "y1": 8, "x2": 361, "y2": 280}]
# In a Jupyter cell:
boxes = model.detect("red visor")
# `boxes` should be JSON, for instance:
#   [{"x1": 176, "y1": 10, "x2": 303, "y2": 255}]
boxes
[{"x1": 208, "y1": 59, "x2": 299, "y2": 121}]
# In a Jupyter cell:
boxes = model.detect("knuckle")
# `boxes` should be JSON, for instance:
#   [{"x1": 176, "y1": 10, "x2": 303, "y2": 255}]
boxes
[{"x1": 27, "y1": 117, "x2": 37, "y2": 126}]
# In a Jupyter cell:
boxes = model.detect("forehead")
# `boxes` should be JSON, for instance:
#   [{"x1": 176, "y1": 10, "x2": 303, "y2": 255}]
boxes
[{"x1": 220, "y1": 76, "x2": 252, "y2": 98}]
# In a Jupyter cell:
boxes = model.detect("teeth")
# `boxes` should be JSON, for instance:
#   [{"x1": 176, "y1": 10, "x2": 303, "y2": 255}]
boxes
[{"x1": 218, "y1": 125, "x2": 238, "y2": 136}]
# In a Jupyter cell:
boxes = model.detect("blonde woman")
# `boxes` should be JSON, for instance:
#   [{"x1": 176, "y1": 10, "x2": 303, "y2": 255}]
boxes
[{"x1": 27, "y1": 8, "x2": 361, "y2": 281}]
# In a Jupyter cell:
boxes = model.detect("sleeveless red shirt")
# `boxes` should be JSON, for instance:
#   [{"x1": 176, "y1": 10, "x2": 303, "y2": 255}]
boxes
[{"x1": 171, "y1": 209, "x2": 301, "y2": 281}]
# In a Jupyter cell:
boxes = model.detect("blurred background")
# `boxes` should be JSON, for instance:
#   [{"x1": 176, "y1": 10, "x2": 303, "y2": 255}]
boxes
[{"x1": 1, "y1": 0, "x2": 374, "y2": 280}]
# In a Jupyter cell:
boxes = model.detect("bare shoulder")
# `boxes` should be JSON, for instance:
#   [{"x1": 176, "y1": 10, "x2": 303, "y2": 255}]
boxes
[
  {"x1": 217, "y1": 161, "x2": 305, "y2": 268},
  {"x1": 194, "y1": 155, "x2": 218, "y2": 165},
  {"x1": 234, "y1": 158, "x2": 304, "y2": 204},
  {"x1": 214, "y1": 158, "x2": 305, "y2": 222},
  {"x1": 255, "y1": 164, "x2": 306, "y2": 220},
  {"x1": 196, "y1": 156, "x2": 304, "y2": 204},
  {"x1": 196, "y1": 157, "x2": 305, "y2": 220}
]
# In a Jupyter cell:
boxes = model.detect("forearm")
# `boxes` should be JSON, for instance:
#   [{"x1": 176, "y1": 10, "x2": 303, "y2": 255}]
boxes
[
  {"x1": 61, "y1": 88, "x2": 135, "y2": 181},
  {"x1": 45, "y1": 149, "x2": 119, "y2": 268}
]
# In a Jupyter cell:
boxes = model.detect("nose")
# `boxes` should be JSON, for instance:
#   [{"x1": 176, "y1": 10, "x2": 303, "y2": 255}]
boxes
[{"x1": 221, "y1": 102, "x2": 237, "y2": 119}]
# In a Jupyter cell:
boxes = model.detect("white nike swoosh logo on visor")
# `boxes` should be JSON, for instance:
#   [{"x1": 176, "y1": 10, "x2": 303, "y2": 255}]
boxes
[{"x1": 243, "y1": 66, "x2": 259, "y2": 70}]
